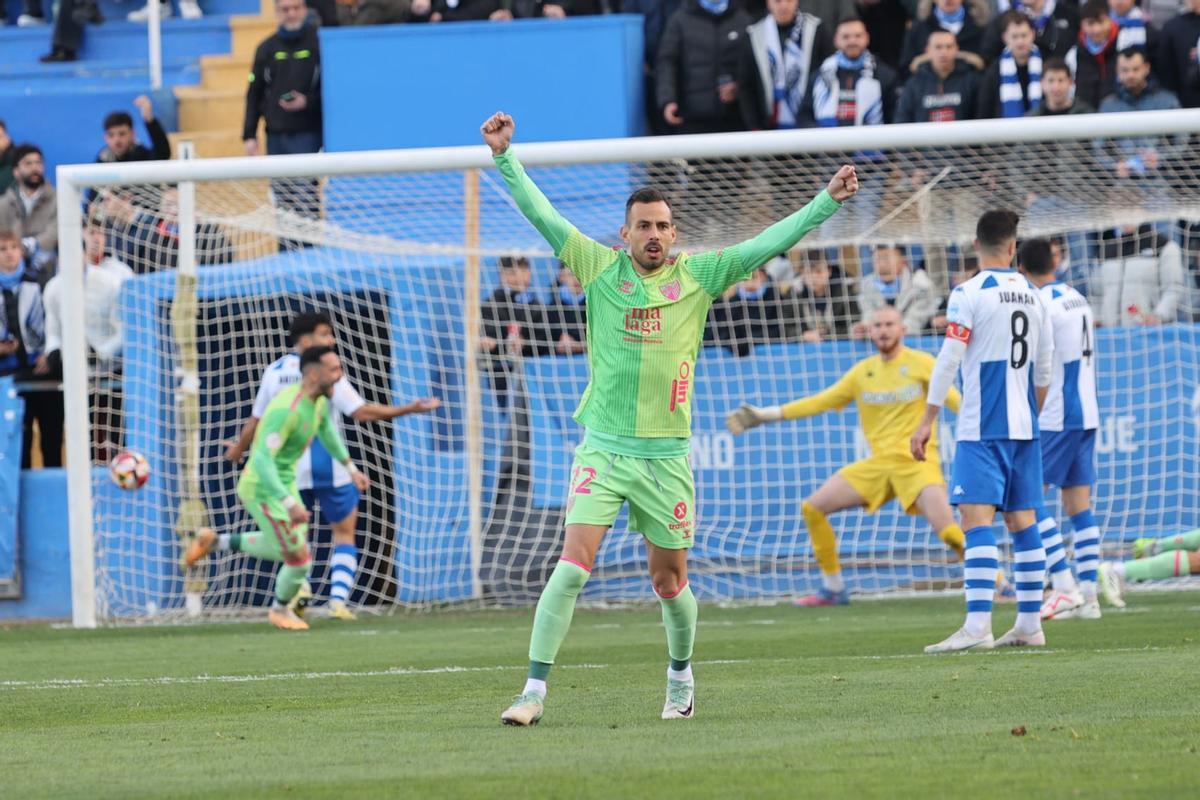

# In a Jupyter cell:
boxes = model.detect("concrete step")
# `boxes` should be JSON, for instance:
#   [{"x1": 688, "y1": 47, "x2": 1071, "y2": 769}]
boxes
[
  {"x1": 230, "y1": 15, "x2": 275, "y2": 59},
  {"x1": 199, "y1": 52, "x2": 251, "y2": 91},
  {"x1": 175, "y1": 84, "x2": 243, "y2": 131}
]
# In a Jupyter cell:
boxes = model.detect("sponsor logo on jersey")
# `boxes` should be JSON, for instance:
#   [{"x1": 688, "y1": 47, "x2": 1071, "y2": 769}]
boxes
[
  {"x1": 861, "y1": 383, "x2": 923, "y2": 405},
  {"x1": 625, "y1": 306, "x2": 663, "y2": 335},
  {"x1": 669, "y1": 361, "x2": 691, "y2": 412},
  {"x1": 660, "y1": 280, "x2": 681, "y2": 301}
]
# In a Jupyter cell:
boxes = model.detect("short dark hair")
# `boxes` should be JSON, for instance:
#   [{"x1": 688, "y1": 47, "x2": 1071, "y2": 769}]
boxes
[
  {"x1": 927, "y1": 29, "x2": 957, "y2": 44},
  {"x1": 289, "y1": 311, "x2": 333, "y2": 345},
  {"x1": 998, "y1": 9, "x2": 1033, "y2": 32},
  {"x1": 1117, "y1": 46, "x2": 1149, "y2": 65},
  {"x1": 498, "y1": 255, "x2": 530, "y2": 270},
  {"x1": 976, "y1": 209, "x2": 1020, "y2": 252},
  {"x1": 0, "y1": 230, "x2": 19, "y2": 245},
  {"x1": 1042, "y1": 57, "x2": 1072, "y2": 78},
  {"x1": 1081, "y1": 0, "x2": 1109, "y2": 22},
  {"x1": 103, "y1": 111, "x2": 134, "y2": 132},
  {"x1": 1018, "y1": 238, "x2": 1055, "y2": 276},
  {"x1": 299, "y1": 344, "x2": 336, "y2": 372},
  {"x1": 624, "y1": 187, "x2": 672, "y2": 221},
  {"x1": 835, "y1": 17, "x2": 867, "y2": 32},
  {"x1": 10, "y1": 143, "x2": 42, "y2": 167}
]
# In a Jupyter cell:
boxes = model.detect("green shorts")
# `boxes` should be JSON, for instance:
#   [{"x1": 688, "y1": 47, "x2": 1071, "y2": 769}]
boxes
[
  {"x1": 563, "y1": 443, "x2": 696, "y2": 550},
  {"x1": 238, "y1": 487, "x2": 309, "y2": 564}
]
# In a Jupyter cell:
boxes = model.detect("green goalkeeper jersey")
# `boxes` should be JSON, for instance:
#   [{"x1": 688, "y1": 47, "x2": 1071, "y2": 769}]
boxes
[
  {"x1": 495, "y1": 149, "x2": 842, "y2": 458},
  {"x1": 238, "y1": 383, "x2": 350, "y2": 501}
]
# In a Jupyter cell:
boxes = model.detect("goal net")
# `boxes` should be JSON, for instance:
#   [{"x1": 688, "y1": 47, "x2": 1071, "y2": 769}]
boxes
[{"x1": 57, "y1": 110, "x2": 1200, "y2": 625}]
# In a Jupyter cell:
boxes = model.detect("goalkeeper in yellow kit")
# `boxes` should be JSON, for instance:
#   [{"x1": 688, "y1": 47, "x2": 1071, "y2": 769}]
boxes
[{"x1": 727, "y1": 306, "x2": 966, "y2": 606}]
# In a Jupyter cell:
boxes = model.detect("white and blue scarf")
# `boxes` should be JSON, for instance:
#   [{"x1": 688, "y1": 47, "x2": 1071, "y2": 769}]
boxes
[
  {"x1": 765, "y1": 17, "x2": 819, "y2": 128},
  {"x1": 697, "y1": 0, "x2": 729, "y2": 14},
  {"x1": 1112, "y1": 6, "x2": 1147, "y2": 52},
  {"x1": 933, "y1": 4, "x2": 966, "y2": 35},
  {"x1": 1000, "y1": 45, "x2": 1042, "y2": 117},
  {"x1": 812, "y1": 51, "x2": 883, "y2": 127}
]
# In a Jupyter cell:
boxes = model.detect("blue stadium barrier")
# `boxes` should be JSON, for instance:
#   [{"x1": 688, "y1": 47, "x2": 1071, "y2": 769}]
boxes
[
  {"x1": 0, "y1": 376, "x2": 24, "y2": 598},
  {"x1": 0, "y1": 469, "x2": 71, "y2": 621}
]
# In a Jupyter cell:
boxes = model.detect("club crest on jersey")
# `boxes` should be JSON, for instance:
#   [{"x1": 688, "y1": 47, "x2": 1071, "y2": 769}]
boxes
[
  {"x1": 900, "y1": 365, "x2": 909, "y2": 376},
  {"x1": 619, "y1": 280, "x2": 634, "y2": 295},
  {"x1": 660, "y1": 280, "x2": 681, "y2": 302}
]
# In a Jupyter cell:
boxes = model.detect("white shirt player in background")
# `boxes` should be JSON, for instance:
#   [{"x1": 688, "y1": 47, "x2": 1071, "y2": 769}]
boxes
[
  {"x1": 1017, "y1": 238, "x2": 1105, "y2": 621},
  {"x1": 911, "y1": 209, "x2": 1054, "y2": 653},
  {"x1": 225, "y1": 311, "x2": 441, "y2": 620}
]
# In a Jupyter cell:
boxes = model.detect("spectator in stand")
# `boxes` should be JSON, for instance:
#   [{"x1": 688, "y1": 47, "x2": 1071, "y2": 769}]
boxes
[
  {"x1": 411, "y1": 0, "x2": 496, "y2": 20},
  {"x1": 739, "y1": 0, "x2": 834, "y2": 130},
  {"x1": 16, "y1": 0, "x2": 49, "y2": 26},
  {"x1": 1068, "y1": 0, "x2": 1123, "y2": 108},
  {"x1": 0, "y1": 123, "x2": 14, "y2": 196},
  {"x1": 855, "y1": 0, "x2": 910, "y2": 70},
  {"x1": 98, "y1": 97, "x2": 171, "y2": 166},
  {"x1": 657, "y1": 0, "x2": 752, "y2": 134},
  {"x1": 244, "y1": 0, "x2": 323, "y2": 251},
  {"x1": 623, "y1": 0, "x2": 684, "y2": 133},
  {"x1": 780, "y1": 249, "x2": 859, "y2": 342},
  {"x1": 101, "y1": 187, "x2": 232, "y2": 274},
  {"x1": 1027, "y1": 55, "x2": 1094, "y2": 115},
  {"x1": 899, "y1": 0, "x2": 989, "y2": 76},
  {"x1": 546, "y1": 262, "x2": 587, "y2": 355},
  {"x1": 1158, "y1": 0, "x2": 1200, "y2": 108},
  {"x1": 507, "y1": 0, "x2": 607, "y2": 15},
  {"x1": 39, "y1": 0, "x2": 104, "y2": 62},
  {"x1": 706, "y1": 266, "x2": 781, "y2": 357},
  {"x1": 1108, "y1": 0, "x2": 1157, "y2": 53},
  {"x1": 1096, "y1": 189, "x2": 1185, "y2": 326},
  {"x1": 982, "y1": 0, "x2": 1078, "y2": 62},
  {"x1": 41, "y1": 220, "x2": 133, "y2": 462},
  {"x1": 853, "y1": 244, "x2": 939, "y2": 337},
  {"x1": 0, "y1": 230, "x2": 60, "y2": 468},
  {"x1": 0, "y1": 145, "x2": 57, "y2": 276},
  {"x1": 977, "y1": 12, "x2": 1043, "y2": 118},
  {"x1": 1096, "y1": 48, "x2": 1183, "y2": 182},
  {"x1": 896, "y1": 30, "x2": 983, "y2": 122},
  {"x1": 335, "y1": 0, "x2": 410, "y2": 25},
  {"x1": 806, "y1": 17, "x2": 898, "y2": 125},
  {"x1": 480, "y1": 255, "x2": 551, "y2": 405}
]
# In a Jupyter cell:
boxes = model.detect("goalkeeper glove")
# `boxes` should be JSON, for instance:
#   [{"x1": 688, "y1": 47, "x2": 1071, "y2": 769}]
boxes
[{"x1": 725, "y1": 404, "x2": 782, "y2": 435}]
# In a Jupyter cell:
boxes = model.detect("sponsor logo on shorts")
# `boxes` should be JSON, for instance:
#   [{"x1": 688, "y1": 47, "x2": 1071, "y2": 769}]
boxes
[
  {"x1": 674, "y1": 501, "x2": 688, "y2": 520},
  {"x1": 953, "y1": 485, "x2": 965, "y2": 496},
  {"x1": 669, "y1": 501, "x2": 693, "y2": 537}
]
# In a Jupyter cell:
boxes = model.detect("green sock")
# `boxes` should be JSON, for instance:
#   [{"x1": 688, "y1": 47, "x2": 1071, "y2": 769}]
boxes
[
  {"x1": 527, "y1": 560, "x2": 590, "y2": 670},
  {"x1": 274, "y1": 564, "x2": 310, "y2": 603},
  {"x1": 235, "y1": 533, "x2": 284, "y2": 561},
  {"x1": 1125, "y1": 551, "x2": 1192, "y2": 582},
  {"x1": 1157, "y1": 529, "x2": 1200, "y2": 553},
  {"x1": 659, "y1": 584, "x2": 697, "y2": 670}
]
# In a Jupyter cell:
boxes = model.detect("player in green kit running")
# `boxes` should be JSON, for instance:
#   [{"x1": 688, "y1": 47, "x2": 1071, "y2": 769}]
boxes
[
  {"x1": 183, "y1": 345, "x2": 369, "y2": 631},
  {"x1": 482, "y1": 111, "x2": 858, "y2": 726}
]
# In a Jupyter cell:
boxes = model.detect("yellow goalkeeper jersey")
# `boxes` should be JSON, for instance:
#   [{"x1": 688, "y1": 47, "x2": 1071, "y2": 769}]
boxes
[{"x1": 782, "y1": 347, "x2": 960, "y2": 460}]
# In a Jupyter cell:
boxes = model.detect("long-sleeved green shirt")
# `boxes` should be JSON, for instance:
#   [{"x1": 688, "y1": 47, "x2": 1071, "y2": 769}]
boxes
[
  {"x1": 495, "y1": 149, "x2": 842, "y2": 457},
  {"x1": 237, "y1": 383, "x2": 349, "y2": 501}
]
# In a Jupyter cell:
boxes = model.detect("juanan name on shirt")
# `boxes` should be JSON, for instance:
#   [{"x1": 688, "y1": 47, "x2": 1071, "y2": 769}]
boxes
[{"x1": 999, "y1": 290, "x2": 1035, "y2": 305}]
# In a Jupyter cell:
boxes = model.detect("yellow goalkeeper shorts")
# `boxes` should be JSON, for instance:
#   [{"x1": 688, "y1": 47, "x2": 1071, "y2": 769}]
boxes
[{"x1": 837, "y1": 453, "x2": 947, "y2": 515}]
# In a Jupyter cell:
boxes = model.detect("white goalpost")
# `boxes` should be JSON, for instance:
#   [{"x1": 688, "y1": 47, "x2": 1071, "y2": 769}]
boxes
[{"x1": 57, "y1": 109, "x2": 1200, "y2": 627}]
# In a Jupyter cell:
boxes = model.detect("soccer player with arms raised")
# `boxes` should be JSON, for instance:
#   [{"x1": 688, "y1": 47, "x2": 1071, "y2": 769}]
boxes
[
  {"x1": 912, "y1": 210, "x2": 1054, "y2": 652},
  {"x1": 726, "y1": 306, "x2": 967, "y2": 606},
  {"x1": 1016, "y1": 239, "x2": 1104, "y2": 621},
  {"x1": 185, "y1": 346, "x2": 369, "y2": 631},
  {"x1": 481, "y1": 111, "x2": 856, "y2": 725}
]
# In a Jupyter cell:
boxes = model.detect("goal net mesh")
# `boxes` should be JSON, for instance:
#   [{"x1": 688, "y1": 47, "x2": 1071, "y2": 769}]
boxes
[{"x1": 72, "y1": 121, "x2": 1200, "y2": 621}]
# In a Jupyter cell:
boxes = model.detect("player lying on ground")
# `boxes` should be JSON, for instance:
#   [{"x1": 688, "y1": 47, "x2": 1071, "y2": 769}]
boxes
[
  {"x1": 480, "y1": 110, "x2": 856, "y2": 726},
  {"x1": 1098, "y1": 529, "x2": 1200, "y2": 608},
  {"x1": 185, "y1": 345, "x2": 369, "y2": 631},
  {"x1": 726, "y1": 305, "x2": 967, "y2": 607},
  {"x1": 224, "y1": 312, "x2": 439, "y2": 620},
  {"x1": 1016, "y1": 240, "x2": 1104, "y2": 622},
  {"x1": 912, "y1": 209, "x2": 1054, "y2": 653}
]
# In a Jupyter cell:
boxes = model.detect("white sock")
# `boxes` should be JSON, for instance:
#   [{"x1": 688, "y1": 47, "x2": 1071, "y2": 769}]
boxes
[
  {"x1": 1050, "y1": 569, "x2": 1079, "y2": 593},
  {"x1": 667, "y1": 665, "x2": 693, "y2": 683},
  {"x1": 822, "y1": 572, "x2": 845, "y2": 593},
  {"x1": 523, "y1": 678, "x2": 547, "y2": 698},
  {"x1": 217, "y1": 533, "x2": 231, "y2": 550},
  {"x1": 1079, "y1": 579, "x2": 1098, "y2": 601},
  {"x1": 270, "y1": 599, "x2": 286, "y2": 612},
  {"x1": 1015, "y1": 611, "x2": 1042, "y2": 633},
  {"x1": 964, "y1": 611, "x2": 991, "y2": 637},
  {"x1": 1113, "y1": 562, "x2": 1126, "y2": 578}
]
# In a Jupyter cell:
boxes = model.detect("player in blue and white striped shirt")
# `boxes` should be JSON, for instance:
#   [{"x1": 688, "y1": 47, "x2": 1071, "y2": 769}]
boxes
[
  {"x1": 1017, "y1": 239, "x2": 1104, "y2": 621},
  {"x1": 225, "y1": 311, "x2": 440, "y2": 619},
  {"x1": 911, "y1": 210, "x2": 1054, "y2": 653}
]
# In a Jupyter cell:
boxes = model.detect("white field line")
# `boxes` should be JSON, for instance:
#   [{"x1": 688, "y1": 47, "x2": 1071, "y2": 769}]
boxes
[{"x1": 0, "y1": 647, "x2": 1171, "y2": 692}]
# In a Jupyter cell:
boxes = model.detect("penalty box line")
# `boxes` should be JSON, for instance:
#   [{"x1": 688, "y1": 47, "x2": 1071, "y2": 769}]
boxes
[{"x1": 0, "y1": 646, "x2": 1168, "y2": 692}]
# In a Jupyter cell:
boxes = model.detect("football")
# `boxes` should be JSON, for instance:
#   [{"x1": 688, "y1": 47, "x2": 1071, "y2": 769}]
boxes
[{"x1": 109, "y1": 450, "x2": 150, "y2": 491}]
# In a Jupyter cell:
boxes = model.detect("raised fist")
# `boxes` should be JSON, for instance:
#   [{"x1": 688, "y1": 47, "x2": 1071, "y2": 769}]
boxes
[{"x1": 481, "y1": 112, "x2": 515, "y2": 156}]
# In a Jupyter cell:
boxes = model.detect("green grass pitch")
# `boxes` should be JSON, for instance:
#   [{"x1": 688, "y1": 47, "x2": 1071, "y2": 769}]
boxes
[{"x1": 3, "y1": 593, "x2": 1199, "y2": 799}]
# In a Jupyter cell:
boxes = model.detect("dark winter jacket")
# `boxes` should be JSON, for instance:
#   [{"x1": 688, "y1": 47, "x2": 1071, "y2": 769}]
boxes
[
  {"x1": 655, "y1": 0, "x2": 752, "y2": 131},
  {"x1": 431, "y1": 0, "x2": 502, "y2": 20},
  {"x1": 95, "y1": 117, "x2": 171, "y2": 164},
  {"x1": 622, "y1": 0, "x2": 684, "y2": 64},
  {"x1": 1067, "y1": 25, "x2": 1120, "y2": 111},
  {"x1": 705, "y1": 284, "x2": 781, "y2": 357},
  {"x1": 545, "y1": 286, "x2": 587, "y2": 347},
  {"x1": 895, "y1": 56, "x2": 981, "y2": 122},
  {"x1": 243, "y1": 22, "x2": 322, "y2": 139},
  {"x1": 975, "y1": 55, "x2": 1036, "y2": 118},
  {"x1": 480, "y1": 287, "x2": 553, "y2": 360},
  {"x1": 981, "y1": 1, "x2": 1079, "y2": 62},
  {"x1": 899, "y1": 3, "x2": 988, "y2": 75},
  {"x1": 511, "y1": 0, "x2": 605, "y2": 15},
  {"x1": 1158, "y1": 11, "x2": 1200, "y2": 108}
]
